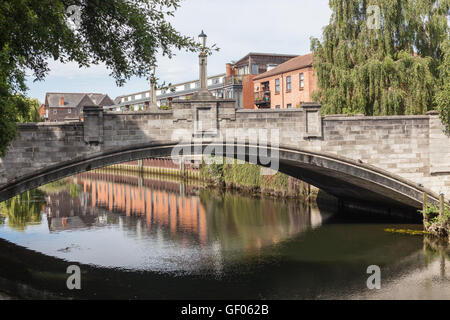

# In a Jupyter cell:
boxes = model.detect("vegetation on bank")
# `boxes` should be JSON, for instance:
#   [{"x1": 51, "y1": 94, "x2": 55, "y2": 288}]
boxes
[
  {"x1": 384, "y1": 228, "x2": 431, "y2": 236},
  {"x1": 200, "y1": 158, "x2": 310, "y2": 198},
  {"x1": 420, "y1": 204, "x2": 450, "y2": 238}
]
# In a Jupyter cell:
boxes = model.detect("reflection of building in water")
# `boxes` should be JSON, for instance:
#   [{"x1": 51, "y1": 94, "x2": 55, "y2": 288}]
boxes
[
  {"x1": 48, "y1": 171, "x2": 209, "y2": 244},
  {"x1": 43, "y1": 171, "x2": 330, "y2": 251}
]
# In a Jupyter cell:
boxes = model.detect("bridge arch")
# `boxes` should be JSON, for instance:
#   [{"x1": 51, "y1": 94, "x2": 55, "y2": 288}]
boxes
[{"x1": 0, "y1": 141, "x2": 441, "y2": 217}]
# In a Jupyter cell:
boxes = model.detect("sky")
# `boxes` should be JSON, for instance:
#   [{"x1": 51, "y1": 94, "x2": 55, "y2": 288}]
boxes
[{"x1": 25, "y1": 0, "x2": 332, "y2": 104}]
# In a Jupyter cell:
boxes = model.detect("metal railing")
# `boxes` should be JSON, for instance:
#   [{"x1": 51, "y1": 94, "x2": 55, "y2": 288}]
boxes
[
  {"x1": 254, "y1": 91, "x2": 271, "y2": 104},
  {"x1": 223, "y1": 75, "x2": 244, "y2": 86}
]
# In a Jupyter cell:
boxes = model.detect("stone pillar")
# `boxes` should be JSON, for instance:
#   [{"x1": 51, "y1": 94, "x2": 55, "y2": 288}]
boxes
[
  {"x1": 199, "y1": 52, "x2": 207, "y2": 90},
  {"x1": 83, "y1": 106, "x2": 104, "y2": 144},
  {"x1": 193, "y1": 52, "x2": 213, "y2": 99},
  {"x1": 150, "y1": 78, "x2": 158, "y2": 111}
]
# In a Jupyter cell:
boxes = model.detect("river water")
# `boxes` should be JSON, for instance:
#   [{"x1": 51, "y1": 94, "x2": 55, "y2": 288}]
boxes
[{"x1": 0, "y1": 170, "x2": 448, "y2": 299}]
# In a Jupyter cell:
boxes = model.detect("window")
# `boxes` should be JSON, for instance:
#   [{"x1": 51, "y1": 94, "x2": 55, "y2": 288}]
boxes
[
  {"x1": 286, "y1": 76, "x2": 291, "y2": 92},
  {"x1": 299, "y1": 73, "x2": 304, "y2": 89},
  {"x1": 267, "y1": 64, "x2": 278, "y2": 71},
  {"x1": 212, "y1": 78, "x2": 220, "y2": 85},
  {"x1": 275, "y1": 105, "x2": 280, "y2": 109},
  {"x1": 237, "y1": 65, "x2": 249, "y2": 75},
  {"x1": 161, "y1": 89, "x2": 166, "y2": 94},
  {"x1": 275, "y1": 79, "x2": 280, "y2": 93},
  {"x1": 184, "y1": 83, "x2": 190, "y2": 90},
  {"x1": 195, "y1": 82, "x2": 200, "y2": 88},
  {"x1": 287, "y1": 104, "x2": 292, "y2": 108},
  {"x1": 251, "y1": 64, "x2": 258, "y2": 74}
]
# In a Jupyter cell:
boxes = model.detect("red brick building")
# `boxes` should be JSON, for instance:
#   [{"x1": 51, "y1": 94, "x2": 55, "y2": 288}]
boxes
[
  {"x1": 253, "y1": 53, "x2": 317, "y2": 109},
  {"x1": 225, "y1": 53, "x2": 297, "y2": 109}
]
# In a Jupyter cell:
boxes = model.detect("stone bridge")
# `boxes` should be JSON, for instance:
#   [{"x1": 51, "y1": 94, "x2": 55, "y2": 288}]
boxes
[{"x1": 0, "y1": 98, "x2": 449, "y2": 217}]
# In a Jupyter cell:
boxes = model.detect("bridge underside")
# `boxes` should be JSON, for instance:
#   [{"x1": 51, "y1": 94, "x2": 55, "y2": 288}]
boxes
[{"x1": 0, "y1": 142, "x2": 439, "y2": 218}]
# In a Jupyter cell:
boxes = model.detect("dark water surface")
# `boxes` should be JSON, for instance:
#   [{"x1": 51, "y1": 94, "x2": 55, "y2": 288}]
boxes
[{"x1": 0, "y1": 170, "x2": 448, "y2": 299}]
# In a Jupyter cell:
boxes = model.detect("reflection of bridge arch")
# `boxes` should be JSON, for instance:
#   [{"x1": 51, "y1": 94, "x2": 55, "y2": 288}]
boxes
[{"x1": 0, "y1": 141, "x2": 443, "y2": 216}]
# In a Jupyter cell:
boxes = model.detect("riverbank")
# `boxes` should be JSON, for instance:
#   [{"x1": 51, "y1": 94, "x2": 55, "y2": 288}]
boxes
[
  {"x1": 101, "y1": 158, "x2": 316, "y2": 201},
  {"x1": 422, "y1": 203, "x2": 450, "y2": 241},
  {"x1": 199, "y1": 158, "x2": 315, "y2": 200}
]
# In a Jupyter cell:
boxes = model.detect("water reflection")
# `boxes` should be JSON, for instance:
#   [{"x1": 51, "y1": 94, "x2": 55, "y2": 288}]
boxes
[
  {"x1": 0, "y1": 171, "x2": 324, "y2": 274},
  {"x1": 0, "y1": 189, "x2": 45, "y2": 231},
  {"x1": 0, "y1": 171, "x2": 448, "y2": 299}
]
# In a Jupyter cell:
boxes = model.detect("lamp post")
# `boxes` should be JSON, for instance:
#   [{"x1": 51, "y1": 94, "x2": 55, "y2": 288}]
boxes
[
  {"x1": 149, "y1": 64, "x2": 158, "y2": 110},
  {"x1": 196, "y1": 30, "x2": 213, "y2": 98}
]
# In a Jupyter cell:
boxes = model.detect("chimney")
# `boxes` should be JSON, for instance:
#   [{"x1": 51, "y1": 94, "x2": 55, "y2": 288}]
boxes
[
  {"x1": 59, "y1": 96, "x2": 64, "y2": 106},
  {"x1": 226, "y1": 63, "x2": 232, "y2": 77}
]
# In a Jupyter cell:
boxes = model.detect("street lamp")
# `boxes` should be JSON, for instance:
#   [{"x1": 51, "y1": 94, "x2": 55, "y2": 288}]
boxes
[
  {"x1": 150, "y1": 65, "x2": 156, "y2": 78},
  {"x1": 198, "y1": 30, "x2": 207, "y2": 50},
  {"x1": 149, "y1": 64, "x2": 158, "y2": 110}
]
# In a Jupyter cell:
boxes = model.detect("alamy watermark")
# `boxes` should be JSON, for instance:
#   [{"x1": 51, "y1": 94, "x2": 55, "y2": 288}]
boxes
[
  {"x1": 66, "y1": 265, "x2": 81, "y2": 290},
  {"x1": 170, "y1": 121, "x2": 280, "y2": 175},
  {"x1": 366, "y1": 265, "x2": 381, "y2": 289},
  {"x1": 367, "y1": 5, "x2": 381, "y2": 30},
  {"x1": 65, "y1": 5, "x2": 82, "y2": 31}
]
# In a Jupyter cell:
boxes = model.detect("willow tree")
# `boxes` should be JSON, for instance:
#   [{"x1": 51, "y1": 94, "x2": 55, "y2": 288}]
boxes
[
  {"x1": 310, "y1": 0, "x2": 449, "y2": 118},
  {"x1": 0, "y1": 0, "x2": 207, "y2": 157},
  {"x1": 436, "y1": 38, "x2": 450, "y2": 132}
]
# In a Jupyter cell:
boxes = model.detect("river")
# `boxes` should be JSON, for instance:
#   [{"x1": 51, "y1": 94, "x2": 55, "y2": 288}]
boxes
[{"x1": 0, "y1": 170, "x2": 448, "y2": 299}]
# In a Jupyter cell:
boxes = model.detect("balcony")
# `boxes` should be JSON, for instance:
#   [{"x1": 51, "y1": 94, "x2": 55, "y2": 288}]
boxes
[
  {"x1": 223, "y1": 75, "x2": 243, "y2": 86},
  {"x1": 254, "y1": 91, "x2": 270, "y2": 107}
]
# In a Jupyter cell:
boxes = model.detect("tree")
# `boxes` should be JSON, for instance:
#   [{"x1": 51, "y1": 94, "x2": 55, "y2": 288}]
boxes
[
  {"x1": 0, "y1": 0, "x2": 207, "y2": 157},
  {"x1": 310, "y1": 0, "x2": 449, "y2": 120},
  {"x1": 436, "y1": 38, "x2": 450, "y2": 133}
]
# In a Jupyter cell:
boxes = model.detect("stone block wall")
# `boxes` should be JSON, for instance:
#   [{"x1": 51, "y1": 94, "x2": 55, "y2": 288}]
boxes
[
  {"x1": 0, "y1": 122, "x2": 94, "y2": 185},
  {"x1": 1, "y1": 102, "x2": 449, "y2": 202}
]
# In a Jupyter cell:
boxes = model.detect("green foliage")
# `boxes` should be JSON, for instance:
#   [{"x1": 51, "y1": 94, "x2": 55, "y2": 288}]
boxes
[
  {"x1": 420, "y1": 203, "x2": 450, "y2": 225},
  {"x1": 311, "y1": 0, "x2": 449, "y2": 118},
  {"x1": 38, "y1": 178, "x2": 71, "y2": 194},
  {"x1": 0, "y1": 189, "x2": 45, "y2": 231},
  {"x1": 0, "y1": 0, "x2": 208, "y2": 157},
  {"x1": 260, "y1": 171, "x2": 289, "y2": 191},
  {"x1": 223, "y1": 160, "x2": 260, "y2": 187},
  {"x1": 201, "y1": 157, "x2": 292, "y2": 194},
  {"x1": 384, "y1": 228, "x2": 431, "y2": 235},
  {"x1": 70, "y1": 183, "x2": 81, "y2": 199},
  {"x1": 435, "y1": 38, "x2": 450, "y2": 133}
]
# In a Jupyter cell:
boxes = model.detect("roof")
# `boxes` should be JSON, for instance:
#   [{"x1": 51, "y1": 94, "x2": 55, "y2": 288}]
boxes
[
  {"x1": 87, "y1": 93, "x2": 107, "y2": 105},
  {"x1": 45, "y1": 92, "x2": 113, "y2": 108},
  {"x1": 45, "y1": 93, "x2": 93, "y2": 108},
  {"x1": 114, "y1": 73, "x2": 226, "y2": 99},
  {"x1": 253, "y1": 53, "x2": 313, "y2": 80},
  {"x1": 233, "y1": 52, "x2": 298, "y2": 66}
]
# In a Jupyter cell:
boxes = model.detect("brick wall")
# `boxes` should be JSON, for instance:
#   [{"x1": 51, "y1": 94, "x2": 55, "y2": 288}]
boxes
[{"x1": 254, "y1": 66, "x2": 317, "y2": 109}]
